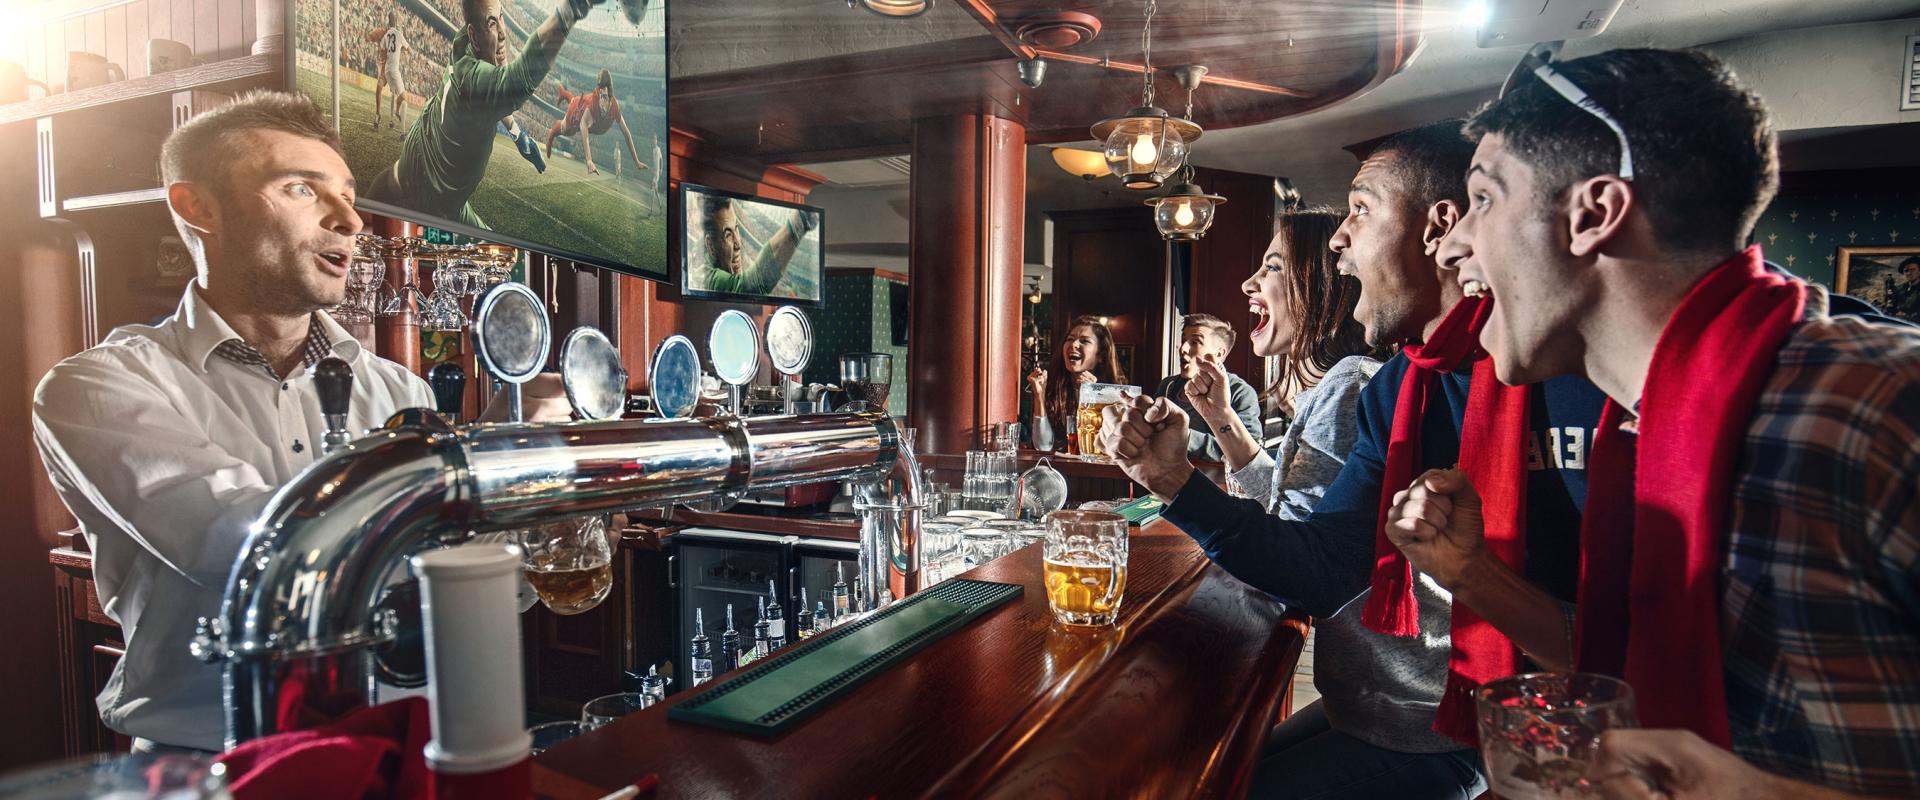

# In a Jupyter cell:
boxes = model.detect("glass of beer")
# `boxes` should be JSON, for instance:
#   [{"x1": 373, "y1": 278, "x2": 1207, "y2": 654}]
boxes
[
  {"x1": 1042, "y1": 510, "x2": 1129, "y2": 626},
  {"x1": 518, "y1": 515, "x2": 615, "y2": 615},
  {"x1": 1475, "y1": 672, "x2": 1638, "y2": 799},
  {"x1": 1075, "y1": 383, "x2": 1141, "y2": 459}
]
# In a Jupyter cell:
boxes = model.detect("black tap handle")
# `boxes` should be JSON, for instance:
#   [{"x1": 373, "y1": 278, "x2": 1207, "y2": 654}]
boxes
[
  {"x1": 310, "y1": 357, "x2": 354, "y2": 419},
  {"x1": 427, "y1": 361, "x2": 468, "y2": 418}
]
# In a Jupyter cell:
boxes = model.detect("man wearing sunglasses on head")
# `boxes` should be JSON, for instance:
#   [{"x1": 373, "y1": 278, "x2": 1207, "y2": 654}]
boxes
[{"x1": 1384, "y1": 48, "x2": 1920, "y2": 797}]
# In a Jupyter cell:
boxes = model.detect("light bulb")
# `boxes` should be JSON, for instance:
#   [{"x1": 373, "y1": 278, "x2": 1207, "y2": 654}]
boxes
[
  {"x1": 1173, "y1": 200, "x2": 1195, "y2": 227},
  {"x1": 1129, "y1": 133, "x2": 1159, "y2": 167}
]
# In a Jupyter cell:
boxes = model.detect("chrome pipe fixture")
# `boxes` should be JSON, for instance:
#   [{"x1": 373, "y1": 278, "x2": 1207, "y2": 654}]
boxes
[{"x1": 194, "y1": 409, "x2": 920, "y2": 746}]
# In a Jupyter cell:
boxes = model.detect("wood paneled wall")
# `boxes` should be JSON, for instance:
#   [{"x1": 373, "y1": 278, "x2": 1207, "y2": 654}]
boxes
[
  {"x1": 3, "y1": 0, "x2": 262, "y2": 92},
  {"x1": 1047, "y1": 207, "x2": 1168, "y2": 391}
]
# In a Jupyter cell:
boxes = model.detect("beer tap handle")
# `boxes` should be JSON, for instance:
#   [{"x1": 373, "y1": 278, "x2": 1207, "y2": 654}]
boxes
[
  {"x1": 428, "y1": 361, "x2": 468, "y2": 422},
  {"x1": 311, "y1": 356, "x2": 354, "y2": 455}
]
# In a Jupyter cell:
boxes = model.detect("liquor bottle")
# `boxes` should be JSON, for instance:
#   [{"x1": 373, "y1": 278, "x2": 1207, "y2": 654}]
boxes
[
  {"x1": 795, "y1": 588, "x2": 815, "y2": 639},
  {"x1": 719, "y1": 604, "x2": 739, "y2": 673},
  {"x1": 833, "y1": 562, "x2": 852, "y2": 620},
  {"x1": 689, "y1": 608, "x2": 714, "y2": 686},
  {"x1": 748, "y1": 596, "x2": 771, "y2": 664},
  {"x1": 765, "y1": 579, "x2": 787, "y2": 649},
  {"x1": 815, "y1": 600, "x2": 831, "y2": 631}
]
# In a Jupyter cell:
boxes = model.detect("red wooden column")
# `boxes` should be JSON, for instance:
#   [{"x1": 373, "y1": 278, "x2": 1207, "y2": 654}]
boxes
[
  {"x1": 907, "y1": 114, "x2": 1026, "y2": 456},
  {"x1": 372, "y1": 217, "x2": 422, "y2": 375}
]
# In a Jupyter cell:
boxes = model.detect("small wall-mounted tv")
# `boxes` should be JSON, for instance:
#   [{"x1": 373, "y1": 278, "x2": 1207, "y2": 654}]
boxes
[
  {"x1": 291, "y1": 0, "x2": 669, "y2": 282},
  {"x1": 679, "y1": 183, "x2": 824, "y2": 306}
]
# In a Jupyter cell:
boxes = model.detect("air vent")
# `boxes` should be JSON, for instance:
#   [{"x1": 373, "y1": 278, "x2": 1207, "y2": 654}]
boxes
[
  {"x1": 1903, "y1": 34, "x2": 1919, "y2": 112},
  {"x1": 1011, "y1": 11, "x2": 1102, "y2": 51}
]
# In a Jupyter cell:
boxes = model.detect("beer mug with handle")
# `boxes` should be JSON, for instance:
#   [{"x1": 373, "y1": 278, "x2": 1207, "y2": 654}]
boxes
[{"x1": 1042, "y1": 510, "x2": 1128, "y2": 626}]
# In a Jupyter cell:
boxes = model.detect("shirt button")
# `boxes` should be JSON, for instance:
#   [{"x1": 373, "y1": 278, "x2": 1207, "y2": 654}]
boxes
[
  {"x1": 292, "y1": 440, "x2": 305, "y2": 453},
  {"x1": 282, "y1": 382, "x2": 290, "y2": 391}
]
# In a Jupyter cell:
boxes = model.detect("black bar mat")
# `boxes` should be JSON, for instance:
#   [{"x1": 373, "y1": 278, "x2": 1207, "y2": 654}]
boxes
[{"x1": 667, "y1": 579, "x2": 1024, "y2": 736}]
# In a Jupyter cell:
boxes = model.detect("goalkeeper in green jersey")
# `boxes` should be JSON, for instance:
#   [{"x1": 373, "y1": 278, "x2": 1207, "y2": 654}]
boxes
[{"x1": 367, "y1": 0, "x2": 596, "y2": 228}]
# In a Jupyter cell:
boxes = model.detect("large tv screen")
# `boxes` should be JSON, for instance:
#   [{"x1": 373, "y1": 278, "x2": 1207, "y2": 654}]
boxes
[
  {"x1": 680, "y1": 183, "x2": 824, "y2": 306},
  {"x1": 292, "y1": 0, "x2": 668, "y2": 281}
]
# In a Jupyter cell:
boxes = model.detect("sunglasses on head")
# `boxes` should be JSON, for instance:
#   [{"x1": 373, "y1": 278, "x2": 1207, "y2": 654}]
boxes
[{"x1": 1499, "y1": 44, "x2": 1635, "y2": 181}]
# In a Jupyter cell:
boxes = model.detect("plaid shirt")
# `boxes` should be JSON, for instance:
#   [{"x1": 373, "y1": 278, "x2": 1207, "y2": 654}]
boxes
[
  {"x1": 1720, "y1": 294, "x2": 1920, "y2": 793},
  {"x1": 210, "y1": 316, "x2": 335, "y2": 379}
]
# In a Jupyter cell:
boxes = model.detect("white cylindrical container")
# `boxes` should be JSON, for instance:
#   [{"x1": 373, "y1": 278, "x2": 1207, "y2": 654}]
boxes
[{"x1": 413, "y1": 543, "x2": 532, "y2": 776}]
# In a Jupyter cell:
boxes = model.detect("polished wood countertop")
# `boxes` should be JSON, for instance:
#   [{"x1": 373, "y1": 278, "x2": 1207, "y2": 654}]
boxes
[{"x1": 532, "y1": 519, "x2": 1305, "y2": 799}]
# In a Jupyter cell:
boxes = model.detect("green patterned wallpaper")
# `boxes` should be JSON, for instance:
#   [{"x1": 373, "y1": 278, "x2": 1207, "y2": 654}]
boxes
[
  {"x1": 804, "y1": 271, "x2": 909, "y2": 418},
  {"x1": 1749, "y1": 185, "x2": 1918, "y2": 290}
]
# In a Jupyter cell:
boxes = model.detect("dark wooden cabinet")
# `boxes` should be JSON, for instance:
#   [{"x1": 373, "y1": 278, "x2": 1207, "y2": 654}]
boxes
[{"x1": 49, "y1": 542, "x2": 132, "y2": 757}]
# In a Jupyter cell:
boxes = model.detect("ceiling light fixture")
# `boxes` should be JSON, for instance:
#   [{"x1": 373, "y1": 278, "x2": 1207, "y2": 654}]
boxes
[
  {"x1": 1051, "y1": 147, "x2": 1108, "y2": 182},
  {"x1": 851, "y1": 0, "x2": 933, "y2": 18},
  {"x1": 1089, "y1": 0, "x2": 1200, "y2": 190},
  {"x1": 1145, "y1": 166, "x2": 1226, "y2": 240}
]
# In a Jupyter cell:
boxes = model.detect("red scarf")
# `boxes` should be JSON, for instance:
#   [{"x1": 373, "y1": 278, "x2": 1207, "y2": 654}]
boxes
[
  {"x1": 1360, "y1": 295, "x2": 1532, "y2": 744},
  {"x1": 1575, "y1": 246, "x2": 1804, "y2": 748}
]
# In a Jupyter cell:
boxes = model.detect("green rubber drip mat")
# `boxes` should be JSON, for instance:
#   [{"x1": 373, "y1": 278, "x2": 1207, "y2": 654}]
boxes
[{"x1": 667, "y1": 579, "x2": 1023, "y2": 736}]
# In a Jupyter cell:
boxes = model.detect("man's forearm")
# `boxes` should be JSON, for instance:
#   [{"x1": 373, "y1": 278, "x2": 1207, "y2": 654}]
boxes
[{"x1": 1451, "y1": 553, "x2": 1572, "y2": 670}]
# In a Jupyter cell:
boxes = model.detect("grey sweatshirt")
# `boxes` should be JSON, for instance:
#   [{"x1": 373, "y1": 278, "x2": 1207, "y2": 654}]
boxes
[{"x1": 1226, "y1": 355, "x2": 1466, "y2": 754}]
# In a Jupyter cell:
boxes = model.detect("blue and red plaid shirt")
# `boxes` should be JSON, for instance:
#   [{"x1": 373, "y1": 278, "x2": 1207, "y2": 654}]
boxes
[{"x1": 1717, "y1": 291, "x2": 1920, "y2": 793}]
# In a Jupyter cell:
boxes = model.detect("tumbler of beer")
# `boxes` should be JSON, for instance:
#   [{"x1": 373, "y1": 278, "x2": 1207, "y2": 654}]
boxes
[
  {"x1": 518, "y1": 515, "x2": 614, "y2": 615},
  {"x1": 1042, "y1": 510, "x2": 1129, "y2": 626},
  {"x1": 1074, "y1": 383, "x2": 1141, "y2": 458}
]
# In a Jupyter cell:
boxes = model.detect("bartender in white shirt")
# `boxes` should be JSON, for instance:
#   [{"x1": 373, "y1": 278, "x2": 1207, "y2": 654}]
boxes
[{"x1": 31, "y1": 90, "x2": 567, "y2": 752}]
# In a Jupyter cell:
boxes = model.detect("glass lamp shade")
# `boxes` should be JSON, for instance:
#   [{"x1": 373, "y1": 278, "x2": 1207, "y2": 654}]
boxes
[
  {"x1": 1092, "y1": 107, "x2": 1199, "y2": 190},
  {"x1": 857, "y1": 0, "x2": 932, "y2": 17},
  {"x1": 1050, "y1": 147, "x2": 1108, "y2": 181},
  {"x1": 1145, "y1": 183, "x2": 1226, "y2": 240}
]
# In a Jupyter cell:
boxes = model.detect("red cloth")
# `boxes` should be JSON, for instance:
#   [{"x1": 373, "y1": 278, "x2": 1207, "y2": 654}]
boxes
[
  {"x1": 215, "y1": 697, "x2": 432, "y2": 800},
  {"x1": 1360, "y1": 295, "x2": 1532, "y2": 745},
  {"x1": 1575, "y1": 246, "x2": 1804, "y2": 748}
]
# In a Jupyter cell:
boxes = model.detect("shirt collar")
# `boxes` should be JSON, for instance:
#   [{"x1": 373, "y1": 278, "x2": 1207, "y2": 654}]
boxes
[{"x1": 174, "y1": 285, "x2": 362, "y2": 374}]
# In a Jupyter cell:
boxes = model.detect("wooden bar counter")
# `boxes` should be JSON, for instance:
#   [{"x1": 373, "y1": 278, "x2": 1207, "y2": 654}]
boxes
[{"x1": 532, "y1": 519, "x2": 1305, "y2": 799}]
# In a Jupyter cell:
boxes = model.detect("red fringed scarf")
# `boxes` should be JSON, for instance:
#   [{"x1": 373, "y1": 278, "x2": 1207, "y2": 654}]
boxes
[
  {"x1": 1360, "y1": 295, "x2": 1532, "y2": 744},
  {"x1": 1575, "y1": 246, "x2": 1804, "y2": 748}
]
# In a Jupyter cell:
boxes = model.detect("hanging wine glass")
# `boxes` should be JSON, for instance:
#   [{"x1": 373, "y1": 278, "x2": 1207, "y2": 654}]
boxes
[
  {"x1": 379, "y1": 237, "x2": 429, "y2": 317},
  {"x1": 421, "y1": 256, "x2": 471, "y2": 332}
]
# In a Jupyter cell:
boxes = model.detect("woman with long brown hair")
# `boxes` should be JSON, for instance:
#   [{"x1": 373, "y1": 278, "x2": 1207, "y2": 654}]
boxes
[
  {"x1": 1183, "y1": 207, "x2": 1378, "y2": 516},
  {"x1": 1025, "y1": 316, "x2": 1123, "y2": 452}
]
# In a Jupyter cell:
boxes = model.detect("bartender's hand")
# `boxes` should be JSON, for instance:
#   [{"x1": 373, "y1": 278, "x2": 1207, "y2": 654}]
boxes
[
  {"x1": 1588, "y1": 729, "x2": 1862, "y2": 800},
  {"x1": 1101, "y1": 395, "x2": 1194, "y2": 501},
  {"x1": 1183, "y1": 352, "x2": 1235, "y2": 429},
  {"x1": 1384, "y1": 467, "x2": 1486, "y2": 589},
  {"x1": 476, "y1": 373, "x2": 575, "y2": 423}
]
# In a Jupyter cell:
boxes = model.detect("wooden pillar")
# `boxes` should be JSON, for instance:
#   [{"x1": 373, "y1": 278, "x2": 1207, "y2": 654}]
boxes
[
  {"x1": 373, "y1": 217, "x2": 421, "y2": 375},
  {"x1": 907, "y1": 114, "x2": 1025, "y2": 456}
]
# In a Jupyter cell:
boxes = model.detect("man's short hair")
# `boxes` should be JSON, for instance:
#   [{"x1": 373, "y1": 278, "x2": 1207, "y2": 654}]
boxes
[
  {"x1": 1181, "y1": 313, "x2": 1235, "y2": 354},
  {"x1": 1368, "y1": 119, "x2": 1475, "y2": 213},
  {"x1": 161, "y1": 89, "x2": 340, "y2": 193},
  {"x1": 1466, "y1": 48, "x2": 1777, "y2": 254}
]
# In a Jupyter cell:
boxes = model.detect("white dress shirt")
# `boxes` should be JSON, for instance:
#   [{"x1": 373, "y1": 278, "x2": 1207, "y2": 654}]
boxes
[{"x1": 32, "y1": 286, "x2": 432, "y2": 750}]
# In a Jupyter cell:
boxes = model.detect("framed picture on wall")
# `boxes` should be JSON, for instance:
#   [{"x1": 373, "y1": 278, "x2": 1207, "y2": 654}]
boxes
[
  {"x1": 1836, "y1": 246, "x2": 1920, "y2": 324},
  {"x1": 1114, "y1": 344, "x2": 1136, "y2": 384},
  {"x1": 679, "y1": 183, "x2": 825, "y2": 306}
]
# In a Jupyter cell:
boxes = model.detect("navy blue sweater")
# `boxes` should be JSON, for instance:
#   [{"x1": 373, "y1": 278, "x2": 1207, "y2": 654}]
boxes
[{"x1": 1161, "y1": 355, "x2": 1609, "y2": 618}]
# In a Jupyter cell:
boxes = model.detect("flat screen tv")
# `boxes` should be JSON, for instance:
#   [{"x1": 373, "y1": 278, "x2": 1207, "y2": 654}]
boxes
[
  {"x1": 291, "y1": 0, "x2": 669, "y2": 281},
  {"x1": 679, "y1": 183, "x2": 824, "y2": 306}
]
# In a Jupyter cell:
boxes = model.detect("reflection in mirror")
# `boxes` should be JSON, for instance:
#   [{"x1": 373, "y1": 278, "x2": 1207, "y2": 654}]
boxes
[
  {"x1": 650, "y1": 335, "x2": 702, "y2": 419},
  {"x1": 766, "y1": 306, "x2": 813, "y2": 376},
  {"x1": 560, "y1": 327, "x2": 628, "y2": 421},
  {"x1": 709, "y1": 309, "x2": 761, "y2": 386}
]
